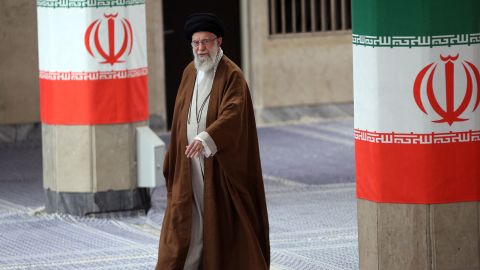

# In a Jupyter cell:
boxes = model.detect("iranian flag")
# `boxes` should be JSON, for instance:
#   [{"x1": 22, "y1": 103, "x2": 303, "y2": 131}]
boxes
[
  {"x1": 37, "y1": 0, "x2": 148, "y2": 124},
  {"x1": 353, "y1": 0, "x2": 480, "y2": 203}
]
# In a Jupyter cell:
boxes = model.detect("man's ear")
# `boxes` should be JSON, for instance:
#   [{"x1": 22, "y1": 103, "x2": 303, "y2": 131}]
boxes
[{"x1": 217, "y1": 37, "x2": 223, "y2": 47}]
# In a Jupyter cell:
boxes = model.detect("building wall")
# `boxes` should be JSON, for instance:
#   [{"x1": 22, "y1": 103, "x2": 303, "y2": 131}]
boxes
[
  {"x1": 0, "y1": 0, "x2": 39, "y2": 124},
  {"x1": 145, "y1": 0, "x2": 167, "y2": 129},
  {"x1": 0, "y1": 0, "x2": 166, "y2": 127},
  {"x1": 0, "y1": 0, "x2": 352, "y2": 127},
  {"x1": 247, "y1": 0, "x2": 353, "y2": 111}
]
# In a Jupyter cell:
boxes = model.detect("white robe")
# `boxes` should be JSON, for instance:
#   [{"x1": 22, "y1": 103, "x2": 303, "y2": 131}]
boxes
[{"x1": 183, "y1": 50, "x2": 222, "y2": 270}]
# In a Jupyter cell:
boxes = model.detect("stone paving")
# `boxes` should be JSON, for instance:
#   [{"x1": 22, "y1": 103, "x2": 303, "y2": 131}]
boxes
[{"x1": 0, "y1": 118, "x2": 357, "y2": 270}]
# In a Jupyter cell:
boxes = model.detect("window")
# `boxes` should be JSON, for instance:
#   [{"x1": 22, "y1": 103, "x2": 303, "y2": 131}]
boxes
[{"x1": 269, "y1": 0, "x2": 352, "y2": 36}]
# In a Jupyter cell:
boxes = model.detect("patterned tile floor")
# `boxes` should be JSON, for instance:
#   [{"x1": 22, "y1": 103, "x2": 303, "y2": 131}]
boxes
[{"x1": 0, "y1": 118, "x2": 357, "y2": 270}]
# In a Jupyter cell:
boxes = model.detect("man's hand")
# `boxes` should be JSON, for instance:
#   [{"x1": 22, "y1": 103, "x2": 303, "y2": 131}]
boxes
[{"x1": 185, "y1": 139, "x2": 204, "y2": 158}]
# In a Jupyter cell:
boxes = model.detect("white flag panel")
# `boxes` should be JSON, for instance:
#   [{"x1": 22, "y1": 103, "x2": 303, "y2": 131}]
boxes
[
  {"x1": 37, "y1": 5, "x2": 147, "y2": 72},
  {"x1": 353, "y1": 44, "x2": 480, "y2": 133}
]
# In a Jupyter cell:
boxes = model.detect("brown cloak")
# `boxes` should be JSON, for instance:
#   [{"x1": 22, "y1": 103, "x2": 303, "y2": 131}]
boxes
[{"x1": 156, "y1": 56, "x2": 270, "y2": 270}]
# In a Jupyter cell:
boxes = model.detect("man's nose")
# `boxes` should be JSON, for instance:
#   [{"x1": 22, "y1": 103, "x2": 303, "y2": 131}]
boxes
[{"x1": 198, "y1": 42, "x2": 207, "y2": 50}]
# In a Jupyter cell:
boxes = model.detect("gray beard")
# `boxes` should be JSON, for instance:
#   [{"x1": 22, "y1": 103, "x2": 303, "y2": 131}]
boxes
[{"x1": 193, "y1": 45, "x2": 219, "y2": 72}]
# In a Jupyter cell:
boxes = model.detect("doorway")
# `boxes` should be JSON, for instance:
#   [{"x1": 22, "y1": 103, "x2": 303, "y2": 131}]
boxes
[{"x1": 163, "y1": 1, "x2": 242, "y2": 129}]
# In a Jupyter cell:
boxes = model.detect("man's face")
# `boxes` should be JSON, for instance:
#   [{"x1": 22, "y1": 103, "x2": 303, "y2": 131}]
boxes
[{"x1": 191, "y1": 31, "x2": 222, "y2": 71}]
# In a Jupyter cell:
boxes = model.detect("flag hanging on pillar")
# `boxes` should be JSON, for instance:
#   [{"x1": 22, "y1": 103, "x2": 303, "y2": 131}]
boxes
[
  {"x1": 37, "y1": 0, "x2": 148, "y2": 124},
  {"x1": 353, "y1": 0, "x2": 480, "y2": 203}
]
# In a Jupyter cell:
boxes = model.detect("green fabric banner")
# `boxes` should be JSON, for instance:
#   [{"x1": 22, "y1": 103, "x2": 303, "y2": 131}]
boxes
[
  {"x1": 353, "y1": 0, "x2": 480, "y2": 203},
  {"x1": 352, "y1": 0, "x2": 480, "y2": 36}
]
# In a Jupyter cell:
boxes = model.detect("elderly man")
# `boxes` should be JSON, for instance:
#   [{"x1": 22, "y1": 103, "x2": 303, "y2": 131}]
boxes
[{"x1": 156, "y1": 13, "x2": 270, "y2": 270}]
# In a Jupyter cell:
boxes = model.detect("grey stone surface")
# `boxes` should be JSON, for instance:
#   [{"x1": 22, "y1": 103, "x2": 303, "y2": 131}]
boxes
[
  {"x1": 42, "y1": 122, "x2": 147, "y2": 214},
  {"x1": 256, "y1": 102, "x2": 353, "y2": 125},
  {"x1": 358, "y1": 200, "x2": 431, "y2": 270},
  {"x1": 431, "y1": 202, "x2": 480, "y2": 270},
  {"x1": 41, "y1": 124, "x2": 55, "y2": 190},
  {"x1": 358, "y1": 200, "x2": 480, "y2": 270},
  {"x1": 257, "y1": 118, "x2": 354, "y2": 185},
  {"x1": 93, "y1": 124, "x2": 135, "y2": 191},
  {"x1": 0, "y1": 123, "x2": 41, "y2": 143},
  {"x1": 45, "y1": 188, "x2": 150, "y2": 216},
  {"x1": 149, "y1": 114, "x2": 167, "y2": 132},
  {"x1": 54, "y1": 125, "x2": 93, "y2": 192},
  {"x1": 0, "y1": 125, "x2": 15, "y2": 143},
  {"x1": 357, "y1": 199, "x2": 378, "y2": 270},
  {"x1": 0, "y1": 209, "x2": 159, "y2": 269},
  {"x1": 377, "y1": 203, "x2": 429, "y2": 270},
  {"x1": 0, "y1": 139, "x2": 43, "y2": 208}
]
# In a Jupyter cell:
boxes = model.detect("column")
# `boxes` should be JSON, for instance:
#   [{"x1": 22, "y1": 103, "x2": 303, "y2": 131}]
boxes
[
  {"x1": 37, "y1": 0, "x2": 150, "y2": 215},
  {"x1": 353, "y1": 0, "x2": 480, "y2": 269}
]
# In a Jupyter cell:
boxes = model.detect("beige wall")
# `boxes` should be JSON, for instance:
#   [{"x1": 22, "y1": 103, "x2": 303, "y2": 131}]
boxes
[
  {"x1": 0, "y1": 0, "x2": 39, "y2": 124},
  {"x1": 146, "y1": 0, "x2": 167, "y2": 126},
  {"x1": 1, "y1": 0, "x2": 351, "y2": 126},
  {"x1": 0, "y1": 0, "x2": 166, "y2": 127},
  {"x1": 247, "y1": 0, "x2": 353, "y2": 110}
]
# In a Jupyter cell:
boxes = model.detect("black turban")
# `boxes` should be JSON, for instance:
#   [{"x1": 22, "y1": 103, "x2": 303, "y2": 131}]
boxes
[{"x1": 184, "y1": 13, "x2": 224, "y2": 40}]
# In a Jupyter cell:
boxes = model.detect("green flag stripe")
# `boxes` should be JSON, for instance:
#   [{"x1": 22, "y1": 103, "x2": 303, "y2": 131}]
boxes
[
  {"x1": 352, "y1": 33, "x2": 480, "y2": 48},
  {"x1": 37, "y1": 0, "x2": 144, "y2": 8},
  {"x1": 352, "y1": 0, "x2": 480, "y2": 36}
]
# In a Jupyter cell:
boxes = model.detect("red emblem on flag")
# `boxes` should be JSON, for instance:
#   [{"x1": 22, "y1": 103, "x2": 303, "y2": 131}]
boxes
[
  {"x1": 84, "y1": 13, "x2": 133, "y2": 65},
  {"x1": 413, "y1": 54, "x2": 480, "y2": 125}
]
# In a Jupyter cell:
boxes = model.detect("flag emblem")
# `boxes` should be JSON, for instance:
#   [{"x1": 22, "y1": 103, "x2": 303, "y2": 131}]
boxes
[
  {"x1": 413, "y1": 54, "x2": 480, "y2": 125},
  {"x1": 84, "y1": 13, "x2": 134, "y2": 65}
]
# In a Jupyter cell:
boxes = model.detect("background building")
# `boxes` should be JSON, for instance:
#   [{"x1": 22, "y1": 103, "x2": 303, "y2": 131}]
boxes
[{"x1": 0, "y1": 0, "x2": 352, "y2": 136}]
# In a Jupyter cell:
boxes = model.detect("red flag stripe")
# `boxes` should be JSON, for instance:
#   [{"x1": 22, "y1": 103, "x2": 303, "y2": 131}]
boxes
[
  {"x1": 40, "y1": 76, "x2": 148, "y2": 125},
  {"x1": 355, "y1": 140, "x2": 480, "y2": 203}
]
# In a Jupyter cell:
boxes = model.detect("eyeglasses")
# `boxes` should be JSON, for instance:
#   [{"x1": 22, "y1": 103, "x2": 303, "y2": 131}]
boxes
[{"x1": 191, "y1": 37, "x2": 217, "y2": 48}]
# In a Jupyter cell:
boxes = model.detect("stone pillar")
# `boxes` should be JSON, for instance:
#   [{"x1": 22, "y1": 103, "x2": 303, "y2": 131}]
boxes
[
  {"x1": 42, "y1": 123, "x2": 150, "y2": 215},
  {"x1": 353, "y1": 0, "x2": 480, "y2": 269},
  {"x1": 357, "y1": 200, "x2": 480, "y2": 270},
  {"x1": 37, "y1": 1, "x2": 151, "y2": 215}
]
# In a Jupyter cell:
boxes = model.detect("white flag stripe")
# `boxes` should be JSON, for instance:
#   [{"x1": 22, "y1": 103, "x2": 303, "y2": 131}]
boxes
[
  {"x1": 353, "y1": 44, "x2": 480, "y2": 133},
  {"x1": 39, "y1": 68, "x2": 148, "y2": 80},
  {"x1": 37, "y1": 5, "x2": 147, "y2": 72}
]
